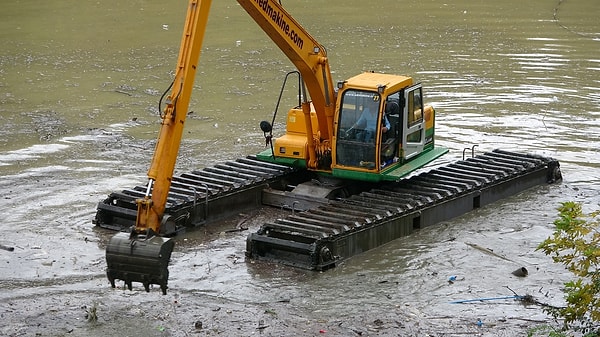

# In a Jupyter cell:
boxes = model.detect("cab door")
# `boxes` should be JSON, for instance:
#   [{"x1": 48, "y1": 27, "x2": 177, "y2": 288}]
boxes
[{"x1": 401, "y1": 84, "x2": 425, "y2": 160}]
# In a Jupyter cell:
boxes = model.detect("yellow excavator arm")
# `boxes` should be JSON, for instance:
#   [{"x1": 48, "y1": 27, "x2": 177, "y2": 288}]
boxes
[
  {"x1": 107, "y1": 0, "x2": 340, "y2": 294},
  {"x1": 138, "y1": 0, "x2": 337, "y2": 232},
  {"x1": 106, "y1": 0, "x2": 212, "y2": 295},
  {"x1": 237, "y1": 0, "x2": 336, "y2": 143},
  {"x1": 137, "y1": 0, "x2": 211, "y2": 234}
]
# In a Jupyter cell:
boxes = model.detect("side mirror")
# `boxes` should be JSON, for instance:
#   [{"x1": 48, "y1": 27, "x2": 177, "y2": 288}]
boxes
[{"x1": 260, "y1": 121, "x2": 272, "y2": 133}]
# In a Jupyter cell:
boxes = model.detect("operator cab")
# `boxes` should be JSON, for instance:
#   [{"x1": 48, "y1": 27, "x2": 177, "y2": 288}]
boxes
[{"x1": 332, "y1": 72, "x2": 445, "y2": 182}]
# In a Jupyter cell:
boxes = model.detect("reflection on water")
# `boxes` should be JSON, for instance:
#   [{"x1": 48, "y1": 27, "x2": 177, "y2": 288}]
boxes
[{"x1": 0, "y1": 0, "x2": 599, "y2": 333}]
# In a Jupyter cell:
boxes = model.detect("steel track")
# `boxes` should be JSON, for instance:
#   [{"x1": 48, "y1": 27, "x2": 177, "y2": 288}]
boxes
[
  {"x1": 246, "y1": 149, "x2": 562, "y2": 270},
  {"x1": 94, "y1": 156, "x2": 305, "y2": 233},
  {"x1": 95, "y1": 149, "x2": 561, "y2": 270}
]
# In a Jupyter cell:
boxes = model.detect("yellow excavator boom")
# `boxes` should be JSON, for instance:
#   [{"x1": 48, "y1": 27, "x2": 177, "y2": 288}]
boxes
[
  {"x1": 105, "y1": 0, "x2": 212, "y2": 295},
  {"x1": 137, "y1": 0, "x2": 211, "y2": 234},
  {"x1": 237, "y1": 0, "x2": 335, "y2": 143}
]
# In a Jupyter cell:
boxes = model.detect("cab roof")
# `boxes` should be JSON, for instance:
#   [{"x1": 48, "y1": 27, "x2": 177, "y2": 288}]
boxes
[{"x1": 345, "y1": 72, "x2": 413, "y2": 92}]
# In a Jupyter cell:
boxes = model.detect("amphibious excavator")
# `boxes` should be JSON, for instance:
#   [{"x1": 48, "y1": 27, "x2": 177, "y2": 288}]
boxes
[{"x1": 101, "y1": 0, "x2": 561, "y2": 294}]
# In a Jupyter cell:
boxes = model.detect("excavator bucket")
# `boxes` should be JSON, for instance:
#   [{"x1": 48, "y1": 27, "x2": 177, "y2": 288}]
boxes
[{"x1": 106, "y1": 232, "x2": 174, "y2": 295}]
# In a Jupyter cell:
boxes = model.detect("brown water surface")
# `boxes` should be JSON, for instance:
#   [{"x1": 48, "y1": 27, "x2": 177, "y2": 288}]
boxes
[{"x1": 0, "y1": 0, "x2": 599, "y2": 336}]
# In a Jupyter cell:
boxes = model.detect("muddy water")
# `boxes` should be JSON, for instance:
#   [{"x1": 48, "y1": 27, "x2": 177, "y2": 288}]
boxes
[{"x1": 1, "y1": 0, "x2": 599, "y2": 336}]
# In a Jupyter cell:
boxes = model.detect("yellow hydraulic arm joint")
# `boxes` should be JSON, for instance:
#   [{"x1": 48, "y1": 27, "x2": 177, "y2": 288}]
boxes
[{"x1": 300, "y1": 91, "x2": 318, "y2": 169}]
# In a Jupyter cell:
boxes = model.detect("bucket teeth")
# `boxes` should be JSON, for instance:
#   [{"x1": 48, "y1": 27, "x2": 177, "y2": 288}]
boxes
[{"x1": 105, "y1": 232, "x2": 174, "y2": 295}]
